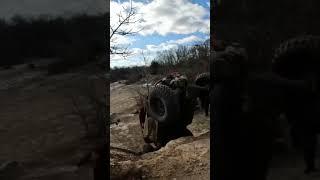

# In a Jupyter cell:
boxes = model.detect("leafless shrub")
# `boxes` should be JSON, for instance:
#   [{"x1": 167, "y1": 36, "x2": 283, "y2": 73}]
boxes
[
  {"x1": 132, "y1": 87, "x2": 147, "y2": 110},
  {"x1": 126, "y1": 51, "x2": 153, "y2": 111},
  {"x1": 150, "y1": 61, "x2": 160, "y2": 75},
  {"x1": 69, "y1": 75, "x2": 107, "y2": 139},
  {"x1": 152, "y1": 42, "x2": 210, "y2": 79},
  {"x1": 71, "y1": 95, "x2": 90, "y2": 137},
  {"x1": 125, "y1": 73, "x2": 143, "y2": 85}
]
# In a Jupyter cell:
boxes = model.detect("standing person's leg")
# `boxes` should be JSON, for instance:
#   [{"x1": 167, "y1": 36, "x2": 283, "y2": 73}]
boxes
[
  {"x1": 286, "y1": 102, "x2": 318, "y2": 174},
  {"x1": 302, "y1": 128, "x2": 318, "y2": 173},
  {"x1": 290, "y1": 123, "x2": 301, "y2": 149},
  {"x1": 213, "y1": 83, "x2": 252, "y2": 179},
  {"x1": 252, "y1": 131, "x2": 274, "y2": 180},
  {"x1": 204, "y1": 98, "x2": 209, "y2": 116}
]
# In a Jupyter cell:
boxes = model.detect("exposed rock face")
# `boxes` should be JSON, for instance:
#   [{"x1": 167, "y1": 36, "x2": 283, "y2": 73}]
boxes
[
  {"x1": 137, "y1": 132, "x2": 210, "y2": 179},
  {"x1": 111, "y1": 132, "x2": 209, "y2": 180}
]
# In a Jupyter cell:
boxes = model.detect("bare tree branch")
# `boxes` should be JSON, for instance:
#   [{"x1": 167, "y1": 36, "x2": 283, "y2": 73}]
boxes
[
  {"x1": 70, "y1": 95, "x2": 90, "y2": 137},
  {"x1": 110, "y1": 1, "x2": 143, "y2": 58}
]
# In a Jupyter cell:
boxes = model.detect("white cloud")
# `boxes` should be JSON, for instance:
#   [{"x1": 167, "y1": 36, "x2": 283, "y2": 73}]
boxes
[
  {"x1": 146, "y1": 35, "x2": 205, "y2": 52},
  {"x1": 111, "y1": 59, "x2": 146, "y2": 68},
  {"x1": 110, "y1": 47, "x2": 156, "y2": 68},
  {"x1": 110, "y1": 0, "x2": 210, "y2": 36},
  {"x1": 110, "y1": 35, "x2": 206, "y2": 68},
  {"x1": 170, "y1": 35, "x2": 204, "y2": 44},
  {"x1": 146, "y1": 43, "x2": 177, "y2": 52}
]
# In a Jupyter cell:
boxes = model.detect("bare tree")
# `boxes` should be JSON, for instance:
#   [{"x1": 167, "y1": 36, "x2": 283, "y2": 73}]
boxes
[
  {"x1": 176, "y1": 45, "x2": 189, "y2": 63},
  {"x1": 110, "y1": 0, "x2": 142, "y2": 57}
]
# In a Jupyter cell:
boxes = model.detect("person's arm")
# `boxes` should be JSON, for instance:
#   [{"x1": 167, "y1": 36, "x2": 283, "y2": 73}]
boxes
[
  {"x1": 250, "y1": 72, "x2": 312, "y2": 92},
  {"x1": 186, "y1": 84, "x2": 209, "y2": 98}
]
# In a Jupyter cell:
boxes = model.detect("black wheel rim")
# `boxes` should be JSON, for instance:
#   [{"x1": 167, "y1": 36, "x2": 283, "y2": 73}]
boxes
[{"x1": 150, "y1": 97, "x2": 166, "y2": 117}]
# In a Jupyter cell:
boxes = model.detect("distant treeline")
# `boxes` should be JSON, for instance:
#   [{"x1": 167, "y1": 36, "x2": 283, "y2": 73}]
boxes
[
  {"x1": 0, "y1": 13, "x2": 106, "y2": 67},
  {"x1": 110, "y1": 66, "x2": 145, "y2": 84},
  {"x1": 110, "y1": 40, "x2": 210, "y2": 84}
]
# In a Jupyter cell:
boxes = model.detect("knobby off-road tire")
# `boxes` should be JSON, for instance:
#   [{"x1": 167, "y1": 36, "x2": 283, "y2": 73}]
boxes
[
  {"x1": 272, "y1": 35, "x2": 320, "y2": 78},
  {"x1": 195, "y1": 72, "x2": 210, "y2": 116},
  {"x1": 181, "y1": 97, "x2": 197, "y2": 126},
  {"x1": 195, "y1": 72, "x2": 210, "y2": 87},
  {"x1": 147, "y1": 84, "x2": 180, "y2": 125},
  {"x1": 272, "y1": 35, "x2": 320, "y2": 143}
]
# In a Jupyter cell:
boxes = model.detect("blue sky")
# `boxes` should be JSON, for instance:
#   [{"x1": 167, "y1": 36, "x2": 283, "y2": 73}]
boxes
[{"x1": 110, "y1": 0, "x2": 210, "y2": 68}]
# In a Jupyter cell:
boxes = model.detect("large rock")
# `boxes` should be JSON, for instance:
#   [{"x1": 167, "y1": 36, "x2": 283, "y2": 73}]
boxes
[{"x1": 111, "y1": 132, "x2": 210, "y2": 179}]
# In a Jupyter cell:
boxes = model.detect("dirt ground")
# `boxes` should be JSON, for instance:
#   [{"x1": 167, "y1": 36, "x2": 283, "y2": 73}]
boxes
[
  {"x1": 109, "y1": 79, "x2": 320, "y2": 180},
  {"x1": 267, "y1": 144, "x2": 320, "y2": 180},
  {"x1": 110, "y1": 80, "x2": 210, "y2": 179},
  {"x1": 4, "y1": 60, "x2": 320, "y2": 180},
  {"x1": 0, "y1": 60, "x2": 105, "y2": 179}
]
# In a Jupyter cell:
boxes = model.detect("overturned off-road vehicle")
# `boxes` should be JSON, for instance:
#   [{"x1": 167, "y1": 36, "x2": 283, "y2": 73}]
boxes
[{"x1": 139, "y1": 72, "x2": 210, "y2": 152}]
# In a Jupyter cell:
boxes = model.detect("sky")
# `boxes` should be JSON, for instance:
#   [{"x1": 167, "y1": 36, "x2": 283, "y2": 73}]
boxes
[
  {"x1": 0, "y1": 0, "x2": 107, "y2": 20},
  {"x1": 110, "y1": 0, "x2": 210, "y2": 68}
]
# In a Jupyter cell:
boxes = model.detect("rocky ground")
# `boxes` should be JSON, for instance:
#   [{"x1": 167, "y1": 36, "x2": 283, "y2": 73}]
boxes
[
  {"x1": 0, "y1": 59, "x2": 106, "y2": 180},
  {"x1": 110, "y1": 80, "x2": 210, "y2": 179}
]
